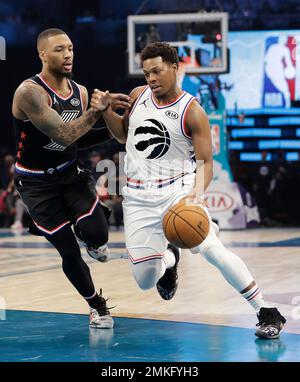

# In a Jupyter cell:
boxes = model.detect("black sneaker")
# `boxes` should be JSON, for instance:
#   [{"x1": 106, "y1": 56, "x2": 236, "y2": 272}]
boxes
[
  {"x1": 255, "y1": 307, "x2": 286, "y2": 339},
  {"x1": 156, "y1": 243, "x2": 180, "y2": 300}
]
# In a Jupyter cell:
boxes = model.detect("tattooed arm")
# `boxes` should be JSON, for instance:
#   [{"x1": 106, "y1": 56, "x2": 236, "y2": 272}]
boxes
[{"x1": 12, "y1": 81, "x2": 105, "y2": 147}]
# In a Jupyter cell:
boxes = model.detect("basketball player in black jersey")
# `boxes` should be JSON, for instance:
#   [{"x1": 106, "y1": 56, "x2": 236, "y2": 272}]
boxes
[{"x1": 12, "y1": 28, "x2": 131, "y2": 329}]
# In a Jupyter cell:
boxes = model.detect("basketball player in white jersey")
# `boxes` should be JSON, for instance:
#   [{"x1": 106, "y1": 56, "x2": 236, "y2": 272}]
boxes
[{"x1": 93, "y1": 42, "x2": 286, "y2": 339}]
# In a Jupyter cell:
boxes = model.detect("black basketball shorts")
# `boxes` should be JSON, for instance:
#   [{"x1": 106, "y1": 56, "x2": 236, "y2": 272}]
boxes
[{"x1": 14, "y1": 162, "x2": 99, "y2": 236}]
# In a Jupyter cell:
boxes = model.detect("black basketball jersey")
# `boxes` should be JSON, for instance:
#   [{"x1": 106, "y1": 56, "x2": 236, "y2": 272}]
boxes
[{"x1": 13, "y1": 74, "x2": 83, "y2": 170}]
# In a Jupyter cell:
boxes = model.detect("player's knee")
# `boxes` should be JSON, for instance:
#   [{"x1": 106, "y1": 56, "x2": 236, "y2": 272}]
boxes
[
  {"x1": 131, "y1": 262, "x2": 162, "y2": 290},
  {"x1": 127, "y1": 247, "x2": 165, "y2": 290}
]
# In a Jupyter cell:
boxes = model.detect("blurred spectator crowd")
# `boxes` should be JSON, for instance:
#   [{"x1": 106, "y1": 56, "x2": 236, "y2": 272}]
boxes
[
  {"x1": 0, "y1": 142, "x2": 125, "y2": 231},
  {"x1": 2, "y1": 145, "x2": 300, "y2": 231},
  {"x1": 0, "y1": 153, "x2": 25, "y2": 229},
  {"x1": 230, "y1": 150, "x2": 300, "y2": 227}
]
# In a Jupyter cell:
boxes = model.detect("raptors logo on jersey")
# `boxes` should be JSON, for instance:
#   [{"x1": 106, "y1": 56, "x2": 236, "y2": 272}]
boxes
[
  {"x1": 134, "y1": 118, "x2": 171, "y2": 159},
  {"x1": 125, "y1": 86, "x2": 197, "y2": 181}
]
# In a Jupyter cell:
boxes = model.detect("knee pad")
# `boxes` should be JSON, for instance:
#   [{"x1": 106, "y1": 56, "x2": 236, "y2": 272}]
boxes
[{"x1": 127, "y1": 246, "x2": 166, "y2": 290}]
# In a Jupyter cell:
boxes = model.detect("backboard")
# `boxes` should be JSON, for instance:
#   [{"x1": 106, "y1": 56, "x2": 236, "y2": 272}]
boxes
[{"x1": 127, "y1": 12, "x2": 228, "y2": 76}]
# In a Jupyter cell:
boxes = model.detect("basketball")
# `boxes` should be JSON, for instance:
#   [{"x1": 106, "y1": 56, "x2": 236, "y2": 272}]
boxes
[{"x1": 163, "y1": 200, "x2": 210, "y2": 249}]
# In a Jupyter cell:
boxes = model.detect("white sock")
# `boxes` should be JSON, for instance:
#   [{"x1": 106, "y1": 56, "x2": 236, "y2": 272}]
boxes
[
  {"x1": 163, "y1": 248, "x2": 175, "y2": 269},
  {"x1": 241, "y1": 284, "x2": 268, "y2": 313},
  {"x1": 155, "y1": 249, "x2": 175, "y2": 282}
]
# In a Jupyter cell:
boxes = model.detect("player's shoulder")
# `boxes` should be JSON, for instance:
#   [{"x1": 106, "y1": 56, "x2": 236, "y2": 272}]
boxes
[
  {"x1": 129, "y1": 85, "x2": 148, "y2": 100},
  {"x1": 184, "y1": 96, "x2": 208, "y2": 125},
  {"x1": 70, "y1": 80, "x2": 87, "y2": 94},
  {"x1": 14, "y1": 79, "x2": 47, "y2": 102},
  {"x1": 12, "y1": 78, "x2": 50, "y2": 117},
  {"x1": 70, "y1": 80, "x2": 85, "y2": 90},
  {"x1": 185, "y1": 95, "x2": 205, "y2": 113},
  {"x1": 17, "y1": 78, "x2": 42, "y2": 92}
]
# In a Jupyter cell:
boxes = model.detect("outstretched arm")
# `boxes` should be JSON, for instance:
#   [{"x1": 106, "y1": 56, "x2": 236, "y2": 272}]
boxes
[
  {"x1": 99, "y1": 86, "x2": 146, "y2": 144},
  {"x1": 75, "y1": 85, "x2": 130, "y2": 149},
  {"x1": 13, "y1": 82, "x2": 109, "y2": 147}
]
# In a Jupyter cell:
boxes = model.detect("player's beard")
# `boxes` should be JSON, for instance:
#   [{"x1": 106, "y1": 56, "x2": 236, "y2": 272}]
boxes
[
  {"x1": 62, "y1": 71, "x2": 73, "y2": 79},
  {"x1": 50, "y1": 67, "x2": 73, "y2": 79}
]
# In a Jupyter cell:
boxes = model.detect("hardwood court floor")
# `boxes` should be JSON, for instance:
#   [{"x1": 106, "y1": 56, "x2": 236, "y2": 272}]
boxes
[
  {"x1": 0, "y1": 227, "x2": 300, "y2": 362},
  {"x1": 1, "y1": 227, "x2": 299, "y2": 333}
]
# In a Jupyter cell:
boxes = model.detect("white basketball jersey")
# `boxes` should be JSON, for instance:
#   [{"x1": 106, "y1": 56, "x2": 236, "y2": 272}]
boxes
[{"x1": 125, "y1": 86, "x2": 197, "y2": 181}]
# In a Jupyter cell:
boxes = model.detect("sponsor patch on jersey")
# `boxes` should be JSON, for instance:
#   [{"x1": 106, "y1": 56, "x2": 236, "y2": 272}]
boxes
[
  {"x1": 70, "y1": 98, "x2": 80, "y2": 107},
  {"x1": 165, "y1": 110, "x2": 179, "y2": 119}
]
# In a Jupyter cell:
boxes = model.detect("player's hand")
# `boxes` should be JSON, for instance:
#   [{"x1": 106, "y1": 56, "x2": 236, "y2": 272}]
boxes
[
  {"x1": 90, "y1": 89, "x2": 111, "y2": 112},
  {"x1": 181, "y1": 189, "x2": 208, "y2": 207},
  {"x1": 110, "y1": 93, "x2": 131, "y2": 111}
]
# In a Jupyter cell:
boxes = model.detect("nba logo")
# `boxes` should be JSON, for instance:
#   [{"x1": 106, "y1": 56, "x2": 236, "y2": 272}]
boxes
[
  {"x1": 263, "y1": 35, "x2": 299, "y2": 108},
  {"x1": 211, "y1": 124, "x2": 220, "y2": 155}
]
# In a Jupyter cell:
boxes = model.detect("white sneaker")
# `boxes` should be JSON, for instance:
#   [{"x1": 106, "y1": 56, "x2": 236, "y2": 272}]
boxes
[
  {"x1": 73, "y1": 226, "x2": 109, "y2": 262},
  {"x1": 86, "y1": 245, "x2": 128, "y2": 262},
  {"x1": 89, "y1": 308, "x2": 114, "y2": 329},
  {"x1": 89, "y1": 289, "x2": 114, "y2": 329},
  {"x1": 86, "y1": 244, "x2": 109, "y2": 263},
  {"x1": 74, "y1": 226, "x2": 128, "y2": 262}
]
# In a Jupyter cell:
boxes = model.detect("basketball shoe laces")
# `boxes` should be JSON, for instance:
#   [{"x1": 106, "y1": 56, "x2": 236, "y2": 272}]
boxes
[
  {"x1": 94, "y1": 289, "x2": 115, "y2": 316},
  {"x1": 89, "y1": 290, "x2": 114, "y2": 330}
]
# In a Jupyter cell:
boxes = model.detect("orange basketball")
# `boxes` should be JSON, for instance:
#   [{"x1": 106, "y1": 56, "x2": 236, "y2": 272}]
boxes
[{"x1": 163, "y1": 200, "x2": 210, "y2": 249}]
